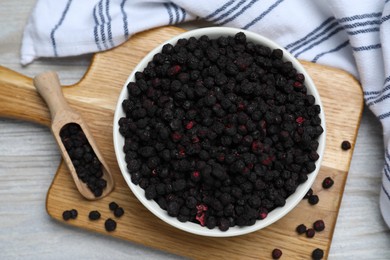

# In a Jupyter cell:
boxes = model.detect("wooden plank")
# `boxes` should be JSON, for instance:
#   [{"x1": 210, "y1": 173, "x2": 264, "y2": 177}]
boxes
[{"x1": 0, "y1": 26, "x2": 363, "y2": 259}]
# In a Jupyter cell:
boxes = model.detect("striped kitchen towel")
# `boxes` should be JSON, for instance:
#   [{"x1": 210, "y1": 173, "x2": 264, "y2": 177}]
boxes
[{"x1": 21, "y1": 0, "x2": 390, "y2": 227}]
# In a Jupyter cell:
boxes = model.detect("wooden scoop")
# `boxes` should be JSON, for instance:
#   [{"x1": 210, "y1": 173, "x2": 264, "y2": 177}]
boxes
[{"x1": 33, "y1": 71, "x2": 114, "y2": 200}]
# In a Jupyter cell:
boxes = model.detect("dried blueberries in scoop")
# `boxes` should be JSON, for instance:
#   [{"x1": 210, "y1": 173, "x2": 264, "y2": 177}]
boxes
[
  {"x1": 119, "y1": 32, "x2": 323, "y2": 231},
  {"x1": 60, "y1": 123, "x2": 106, "y2": 197}
]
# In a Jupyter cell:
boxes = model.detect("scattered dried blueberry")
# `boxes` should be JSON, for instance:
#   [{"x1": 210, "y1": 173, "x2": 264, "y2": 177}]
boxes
[
  {"x1": 313, "y1": 219, "x2": 325, "y2": 232},
  {"x1": 303, "y1": 188, "x2": 313, "y2": 199},
  {"x1": 341, "y1": 140, "x2": 351, "y2": 150},
  {"x1": 322, "y1": 177, "x2": 334, "y2": 189},
  {"x1": 109, "y1": 202, "x2": 119, "y2": 211},
  {"x1": 60, "y1": 123, "x2": 106, "y2": 197},
  {"x1": 296, "y1": 224, "x2": 307, "y2": 234},
  {"x1": 62, "y1": 209, "x2": 78, "y2": 220},
  {"x1": 70, "y1": 209, "x2": 78, "y2": 219},
  {"x1": 312, "y1": 248, "x2": 324, "y2": 259},
  {"x1": 308, "y1": 195, "x2": 319, "y2": 205},
  {"x1": 114, "y1": 207, "x2": 125, "y2": 218},
  {"x1": 89, "y1": 210, "x2": 101, "y2": 220},
  {"x1": 62, "y1": 210, "x2": 72, "y2": 221},
  {"x1": 272, "y1": 248, "x2": 283, "y2": 259},
  {"x1": 119, "y1": 32, "x2": 324, "y2": 231},
  {"x1": 105, "y1": 218, "x2": 117, "y2": 232},
  {"x1": 306, "y1": 228, "x2": 316, "y2": 238}
]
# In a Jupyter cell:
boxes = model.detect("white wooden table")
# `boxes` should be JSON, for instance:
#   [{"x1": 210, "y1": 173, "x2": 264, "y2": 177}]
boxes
[{"x1": 1, "y1": 1, "x2": 389, "y2": 259}]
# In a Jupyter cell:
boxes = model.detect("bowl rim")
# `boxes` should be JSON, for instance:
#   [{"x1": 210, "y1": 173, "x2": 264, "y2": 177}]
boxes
[{"x1": 113, "y1": 27, "x2": 326, "y2": 237}]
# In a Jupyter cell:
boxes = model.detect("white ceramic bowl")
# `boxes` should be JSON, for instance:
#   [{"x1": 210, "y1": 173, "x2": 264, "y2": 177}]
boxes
[{"x1": 113, "y1": 27, "x2": 326, "y2": 237}]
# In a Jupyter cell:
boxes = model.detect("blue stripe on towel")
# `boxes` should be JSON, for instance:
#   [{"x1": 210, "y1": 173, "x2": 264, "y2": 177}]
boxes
[
  {"x1": 294, "y1": 26, "x2": 344, "y2": 57},
  {"x1": 312, "y1": 40, "x2": 349, "y2": 62},
  {"x1": 364, "y1": 78, "x2": 390, "y2": 96},
  {"x1": 243, "y1": 0, "x2": 284, "y2": 30},
  {"x1": 385, "y1": 76, "x2": 390, "y2": 84},
  {"x1": 382, "y1": 15, "x2": 390, "y2": 23},
  {"x1": 385, "y1": 167, "x2": 390, "y2": 183},
  {"x1": 364, "y1": 91, "x2": 381, "y2": 95},
  {"x1": 383, "y1": 184, "x2": 390, "y2": 201},
  {"x1": 93, "y1": 5, "x2": 102, "y2": 51},
  {"x1": 386, "y1": 149, "x2": 390, "y2": 164},
  {"x1": 180, "y1": 7, "x2": 186, "y2": 23},
  {"x1": 294, "y1": 18, "x2": 381, "y2": 56},
  {"x1": 288, "y1": 12, "x2": 381, "y2": 56},
  {"x1": 98, "y1": 0, "x2": 109, "y2": 49},
  {"x1": 352, "y1": 43, "x2": 381, "y2": 52},
  {"x1": 385, "y1": 154, "x2": 390, "y2": 167},
  {"x1": 50, "y1": 0, "x2": 73, "y2": 56},
  {"x1": 366, "y1": 84, "x2": 390, "y2": 105},
  {"x1": 285, "y1": 17, "x2": 335, "y2": 50},
  {"x1": 171, "y1": 3, "x2": 180, "y2": 24},
  {"x1": 365, "y1": 84, "x2": 390, "y2": 100},
  {"x1": 120, "y1": 0, "x2": 129, "y2": 39},
  {"x1": 378, "y1": 111, "x2": 390, "y2": 120},
  {"x1": 385, "y1": 151, "x2": 390, "y2": 184},
  {"x1": 218, "y1": 0, "x2": 259, "y2": 26},
  {"x1": 105, "y1": 0, "x2": 114, "y2": 47},
  {"x1": 209, "y1": 0, "x2": 246, "y2": 23},
  {"x1": 164, "y1": 3, "x2": 173, "y2": 25},
  {"x1": 289, "y1": 22, "x2": 340, "y2": 54},
  {"x1": 368, "y1": 93, "x2": 390, "y2": 107},
  {"x1": 383, "y1": 153, "x2": 390, "y2": 192},
  {"x1": 338, "y1": 12, "x2": 382, "y2": 23},
  {"x1": 342, "y1": 19, "x2": 381, "y2": 29},
  {"x1": 347, "y1": 27, "x2": 379, "y2": 35},
  {"x1": 204, "y1": 0, "x2": 235, "y2": 20}
]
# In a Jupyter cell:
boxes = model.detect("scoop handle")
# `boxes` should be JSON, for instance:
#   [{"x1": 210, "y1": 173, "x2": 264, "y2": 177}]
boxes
[{"x1": 33, "y1": 71, "x2": 72, "y2": 121}]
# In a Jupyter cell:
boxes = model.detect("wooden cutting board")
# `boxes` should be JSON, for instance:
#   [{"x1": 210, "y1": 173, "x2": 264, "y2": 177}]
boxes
[{"x1": 0, "y1": 26, "x2": 363, "y2": 259}]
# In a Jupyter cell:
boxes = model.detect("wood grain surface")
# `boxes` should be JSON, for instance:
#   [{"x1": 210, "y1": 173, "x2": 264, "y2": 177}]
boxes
[{"x1": 0, "y1": 26, "x2": 363, "y2": 259}]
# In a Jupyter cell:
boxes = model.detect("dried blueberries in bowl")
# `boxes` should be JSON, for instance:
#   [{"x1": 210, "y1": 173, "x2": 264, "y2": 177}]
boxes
[{"x1": 113, "y1": 27, "x2": 326, "y2": 237}]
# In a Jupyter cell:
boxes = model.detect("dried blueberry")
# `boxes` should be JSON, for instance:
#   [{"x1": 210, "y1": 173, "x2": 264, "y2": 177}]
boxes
[
  {"x1": 306, "y1": 228, "x2": 315, "y2": 238},
  {"x1": 341, "y1": 140, "x2": 351, "y2": 150},
  {"x1": 322, "y1": 177, "x2": 334, "y2": 189},
  {"x1": 312, "y1": 248, "x2": 324, "y2": 259},
  {"x1": 206, "y1": 216, "x2": 217, "y2": 229},
  {"x1": 70, "y1": 209, "x2": 78, "y2": 219},
  {"x1": 109, "y1": 202, "x2": 119, "y2": 211},
  {"x1": 272, "y1": 248, "x2": 283, "y2": 259},
  {"x1": 313, "y1": 219, "x2": 325, "y2": 231},
  {"x1": 167, "y1": 201, "x2": 180, "y2": 217},
  {"x1": 308, "y1": 195, "x2": 319, "y2": 205},
  {"x1": 105, "y1": 218, "x2": 117, "y2": 232},
  {"x1": 89, "y1": 210, "x2": 101, "y2": 220},
  {"x1": 114, "y1": 207, "x2": 125, "y2": 218},
  {"x1": 296, "y1": 223, "x2": 307, "y2": 234},
  {"x1": 218, "y1": 218, "x2": 230, "y2": 231},
  {"x1": 62, "y1": 210, "x2": 72, "y2": 221}
]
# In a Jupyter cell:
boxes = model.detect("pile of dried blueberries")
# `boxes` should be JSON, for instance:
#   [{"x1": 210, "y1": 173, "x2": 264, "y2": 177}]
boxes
[
  {"x1": 118, "y1": 32, "x2": 323, "y2": 231},
  {"x1": 60, "y1": 123, "x2": 107, "y2": 197}
]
